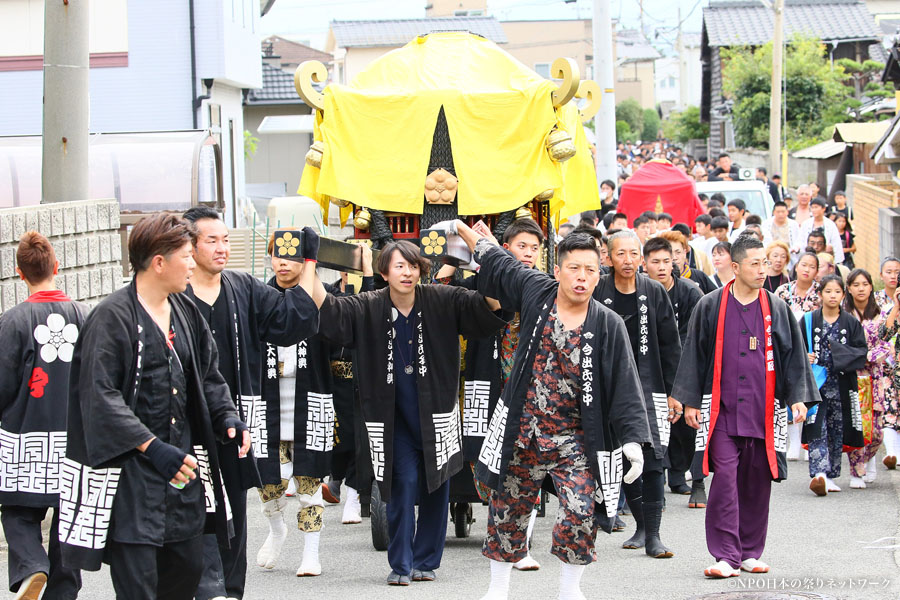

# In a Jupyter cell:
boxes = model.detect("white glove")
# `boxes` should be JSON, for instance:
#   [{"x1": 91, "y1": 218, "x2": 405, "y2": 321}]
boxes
[
  {"x1": 622, "y1": 442, "x2": 644, "y2": 484},
  {"x1": 428, "y1": 220, "x2": 458, "y2": 235}
]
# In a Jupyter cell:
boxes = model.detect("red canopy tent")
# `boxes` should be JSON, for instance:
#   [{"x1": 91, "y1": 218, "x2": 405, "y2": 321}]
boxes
[{"x1": 616, "y1": 160, "x2": 704, "y2": 228}]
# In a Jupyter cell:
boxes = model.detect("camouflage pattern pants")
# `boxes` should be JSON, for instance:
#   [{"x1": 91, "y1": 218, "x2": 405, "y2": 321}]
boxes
[
  {"x1": 483, "y1": 435, "x2": 598, "y2": 565},
  {"x1": 257, "y1": 442, "x2": 324, "y2": 532}
]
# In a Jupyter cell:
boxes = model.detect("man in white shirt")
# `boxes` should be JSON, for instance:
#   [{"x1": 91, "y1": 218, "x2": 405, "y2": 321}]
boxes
[
  {"x1": 798, "y1": 198, "x2": 844, "y2": 264},
  {"x1": 762, "y1": 201, "x2": 802, "y2": 266},
  {"x1": 726, "y1": 199, "x2": 747, "y2": 242}
]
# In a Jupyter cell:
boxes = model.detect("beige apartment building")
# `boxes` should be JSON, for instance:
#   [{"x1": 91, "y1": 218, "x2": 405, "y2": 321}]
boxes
[{"x1": 325, "y1": 10, "x2": 658, "y2": 110}]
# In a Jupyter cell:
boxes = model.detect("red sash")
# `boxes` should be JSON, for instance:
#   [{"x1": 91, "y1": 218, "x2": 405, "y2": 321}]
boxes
[{"x1": 707, "y1": 280, "x2": 778, "y2": 479}]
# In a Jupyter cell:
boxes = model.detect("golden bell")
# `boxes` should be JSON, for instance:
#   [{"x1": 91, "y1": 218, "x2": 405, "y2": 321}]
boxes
[
  {"x1": 545, "y1": 128, "x2": 576, "y2": 162},
  {"x1": 329, "y1": 196, "x2": 350, "y2": 208},
  {"x1": 305, "y1": 140, "x2": 325, "y2": 168},
  {"x1": 353, "y1": 208, "x2": 371, "y2": 231},
  {"x1": 534, "y1": 189, "x2": 554, "y2": 201},
  {"x1": 515, "y1": 205, "x2": 534, "y2": 220}
]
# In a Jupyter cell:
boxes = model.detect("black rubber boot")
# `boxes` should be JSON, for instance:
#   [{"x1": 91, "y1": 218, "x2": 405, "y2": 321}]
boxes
[
  {"x1": 621, "y1": 495, "x2": 645, "y2": 549},
  {"x1": 643, "y1": 501, "x2": 673, "y2": 558}
]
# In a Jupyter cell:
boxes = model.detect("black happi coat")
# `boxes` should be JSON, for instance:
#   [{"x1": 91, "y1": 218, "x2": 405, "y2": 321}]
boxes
[
  {"x1": 318, "y1": 285, "x2": 506, "y2": 502},
  {"x1": 473, "y1": 244, "x2": 652, "y2": 517},
  {"x1": 668, "y1": 276, "x2": 703, "y2": 346},
  {"x1": 60, "y1": 283, "x2": 237, "y2": 571},
  {"x1": 593, "y1": 273, "x2": 681, "y2": 459},
  {"x1": 258, "y1": 278, "x2": 372, "y2": 483},
  {"x1": 672, "y1": 288, "x2": 820, "y2": 482},
  {"x1": 184, "y1": 269, "x2": 319, "y2": 489},
  {"x1": 801, "y1": 309, "x2": 867, "y2": 451},
  {"x1": 448, "y1": 273, "x2": 514, "y2": 462},
  {"x1": 0, "y1": 291, "x2": 87, "y2": 507}
]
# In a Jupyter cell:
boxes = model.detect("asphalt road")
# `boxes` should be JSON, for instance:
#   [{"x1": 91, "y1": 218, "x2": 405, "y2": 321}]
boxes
[{"x1": 3, "y1": 451, "x2": 898, "y2": 600}]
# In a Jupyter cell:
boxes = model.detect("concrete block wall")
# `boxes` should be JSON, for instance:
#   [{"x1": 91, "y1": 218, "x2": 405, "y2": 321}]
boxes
[
  {"x1": 846, "y1": 175, "x2": 899, "y2": 275},
  {"x1": 0, "y1": 199, "x2": 123, "y2": 314}
]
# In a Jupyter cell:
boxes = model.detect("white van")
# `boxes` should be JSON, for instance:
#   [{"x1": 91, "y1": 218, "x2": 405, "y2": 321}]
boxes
[{"x1": 695, "y1": 180, "x2": 774, "y2": 220}]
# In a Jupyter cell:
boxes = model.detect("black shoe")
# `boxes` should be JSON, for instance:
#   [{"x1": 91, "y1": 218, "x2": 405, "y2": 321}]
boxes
[
  {"x1": 412, "y1": 569, "x2": 435, "y2": 581},
  {"x1": 689, "y1": 481, "x2": 707, "y2": 508},
  {"x1": 643, "y1": 501, "x2": 673, "y2": 558},
  {"x1": 387, "y1": 571, "x2": 410, "y2": 586},
  {"x1": 669, "y1": 483, "x2": 691, "y2": 495},
  {"x1": 612, "y1": 515, "x2": 626, "y2": 532},
  {"x1": 323, "y1": 479, "x2": 341, "y2": 504}
]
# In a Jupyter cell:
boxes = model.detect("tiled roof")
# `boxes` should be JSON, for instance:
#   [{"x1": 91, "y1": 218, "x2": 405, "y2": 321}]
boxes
[
  {"x1": 616, "y1": 29, "x2": 662, "y2": 63},
  {"x1": 330, "y1": 16, "x2": 507, "y2": 48},
  {"x1": 262, "y1": 36, "x2": 333, "y2": 66},
  {"x1": 703, "y1": 0, "x2": 879, "y2": 48},
  {"x1": 246, "y1": 63, "x2": 304, "y2": 104}
]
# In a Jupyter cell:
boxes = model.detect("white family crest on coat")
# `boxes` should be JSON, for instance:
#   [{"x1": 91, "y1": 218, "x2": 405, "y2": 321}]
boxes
[
  {"x1": 58, "y1": 459, "x2": 121, "y2": 550},
  {"x1": 0, "y1": 429, "x2": 67, "y2": 494},
  {"x1": 33, "y1": 313, "x2": 79, "y2": 363},
  {"x1": 432, "y1": 409, "x2": 462, "y2": 470},
  {"x1": 595, "y1": 448, "x2": 623, "y2": 517},
  {"x1": 306, "y1": 392, "x2": 335, "y2": 452},
  {"x1": 479, "y1": 397, "x2": 508, "y2": 474},
  {"x1": 365, "y1": 421, "x2": 386, "y2": 481},
  {"x1": 239, "y1": 394, "x2": 268, "y2": 458},
  {"x1": 463, "y1": 380, "x2": 491, "y2": 436}
]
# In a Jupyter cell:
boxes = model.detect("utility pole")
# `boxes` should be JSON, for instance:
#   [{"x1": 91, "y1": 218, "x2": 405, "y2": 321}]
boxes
[
  {"x1": 768, "y1": 0, "x2": 784, "y2": 177},
  {"x1": 593, "y1": 0, "x2": 617, "y2": 184},
  {"x1": 42, "y1": 0, "x2": 90, "y2": 204},
  {"x1": 676, "y1": 7, "x2": 687, "y2": 109}
]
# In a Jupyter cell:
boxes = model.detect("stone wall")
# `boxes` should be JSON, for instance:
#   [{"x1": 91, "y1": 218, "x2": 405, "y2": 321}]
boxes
[{"x1": 0, "y1": 199, "x2": 122, "y2": 313}]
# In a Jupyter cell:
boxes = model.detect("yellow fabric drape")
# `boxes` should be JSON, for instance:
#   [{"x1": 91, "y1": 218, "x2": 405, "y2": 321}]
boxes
[
  {"x1": 554, "y1": 101, "x2": 601, "y2": 220},
  {"x1": 299, "y1": 32, "x2": 599, "y2": 220}
]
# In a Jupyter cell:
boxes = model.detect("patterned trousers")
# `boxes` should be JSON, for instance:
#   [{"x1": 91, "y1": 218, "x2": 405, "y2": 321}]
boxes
[
  {"x1": 257, "y1": 442, "x2": 324, "y2": 532},
  {"x1": 809, "y1": 390, "x2": 844, "y2": 479},
  {"x1": 849, "y1": 410, "x2": 884, "y2": 477},
  {"x1": 483, "y1": 435, "x2": 597, "y2": 565}
]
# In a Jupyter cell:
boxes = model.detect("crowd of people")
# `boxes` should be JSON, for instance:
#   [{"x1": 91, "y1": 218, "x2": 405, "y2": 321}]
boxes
[{"x1": 0, "y1": 149, "x2": 897, "y2": 599}]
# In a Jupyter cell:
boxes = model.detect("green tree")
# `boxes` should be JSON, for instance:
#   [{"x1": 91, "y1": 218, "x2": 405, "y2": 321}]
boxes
[
  {"x1": 244, "y1": 129, "x2": 259, "y2": 160},
  {"x1": 661, "y1": 106, "x2": 709, "y2": 143},
  {"x1": 616, "y1": 120, "x2": 634, "y2": 143},
  {"x1": 642, "y1": 108, "x2": 661, "y2": 141},
  {"x1": 721, "y1": 36, "x2": 850, "y2": 149},
  {"x1": 615, "y1": 99, "x2": 643, "y2": 138}
]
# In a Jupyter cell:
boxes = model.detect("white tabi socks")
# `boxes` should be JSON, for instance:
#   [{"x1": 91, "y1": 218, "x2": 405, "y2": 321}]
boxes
[
  {"x1": 558, "y1": 563, "x2": 587, "y2": 600},
  {"x1": 257, "y1": 496, "x2": 288, "y2": 569},
  {"x1": 479, "y1": 559, "x2": 513, "y2": 600},
  {"x1": 513, "y1": 509, "x2": 541, "y2": 571},
  {"x1": 296, "y1": 531, "x2": 321, "y2": 576},
  {"x1": 342, "y1": 486, "x2": 362, "y2": 524}
]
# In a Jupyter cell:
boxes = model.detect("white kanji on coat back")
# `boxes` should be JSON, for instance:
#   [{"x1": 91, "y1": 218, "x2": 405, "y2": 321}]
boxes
[
  {"x1": 305, "y1": 392, "x2": 335, "y2": 452},
  {"x1": 595, "y1": 447, "x2": 623, "y2": 518},
  {"x1": 365, "y1": 422, "x2": 386, "y2": 481},
  {"x1": 479, "y1": 398, "x2": 508, "y2": 474},
  {"x1": 238, "y1": 394, "x2": 267, "y2": 458},
  {"x1": 463, "y1": 380, "x2": 491, "y2": 437},
  {"x1": 58, "y1": 459, "x2": 121, "y2": 550},
  {"x1": 432, "y1": 409, "x2": 461, "y2": 471}
]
